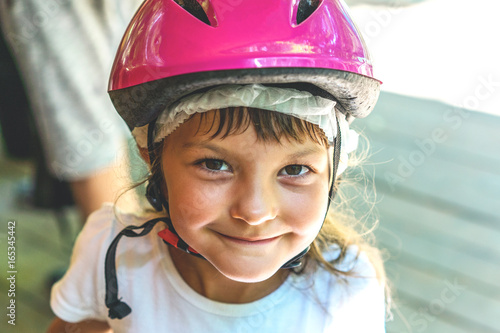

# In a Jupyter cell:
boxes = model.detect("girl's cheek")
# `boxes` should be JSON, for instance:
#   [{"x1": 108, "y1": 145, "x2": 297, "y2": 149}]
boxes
[
  {"x1": 172, "y1": 182, "x2": 225, "y2": 223},
  {"x1": 282, "y1": 187, "x2": 328, "y2": 232}
]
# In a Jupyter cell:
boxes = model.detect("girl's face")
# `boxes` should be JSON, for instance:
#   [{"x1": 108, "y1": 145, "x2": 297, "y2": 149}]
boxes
[{"x1": 161, "y1": 111, "x2": 332, "y2": 283}]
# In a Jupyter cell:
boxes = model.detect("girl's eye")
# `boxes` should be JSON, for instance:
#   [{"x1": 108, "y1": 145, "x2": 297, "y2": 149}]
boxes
[
  {"x1": 202, "y1": 159, "x2": 229, "y2": 171},
  {"x1": 280, "y1": 165, "x2": 310, "y2": 176}
]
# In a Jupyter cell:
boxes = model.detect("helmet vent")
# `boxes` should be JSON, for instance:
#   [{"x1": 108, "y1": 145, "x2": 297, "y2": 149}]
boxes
[
  {"x1": 296, "y1": 0, "x2": 321, "y2": 25},
  {"x1": 174, "y1": 0, "x2": 211, "y2": 25}
]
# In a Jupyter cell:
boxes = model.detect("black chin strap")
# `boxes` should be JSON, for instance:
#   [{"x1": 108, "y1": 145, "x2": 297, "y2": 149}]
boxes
[
  {"x1": 105, "y1": 218, "x2": 166, "y2": 319},
  {"x1": 105, "y1": 111, "x2": 342, "y2": 320},
  {"x1": 329, "y1": 115, "x2": 342, "y2": 207}
]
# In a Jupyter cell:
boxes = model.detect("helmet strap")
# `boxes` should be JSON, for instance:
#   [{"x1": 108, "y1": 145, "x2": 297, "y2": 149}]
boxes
[
  {"x1": 330, "y1": 115, "x2": 342, "y2": 201},
  {"x1": 104, "y1": 109, "x2": 343, "y2": 320},
  {"x1": 145, "y1": 120, "x2": 168, "y2": 212},
  {"x1": 144, "y1": 110, "x2": 342, "y2": 266},
  {"x1": 283, "y1": 117, "x2": 342, "y2": 269},
  {"x1": 104, "y1": 218, "x2": 163, "y2": 319}
]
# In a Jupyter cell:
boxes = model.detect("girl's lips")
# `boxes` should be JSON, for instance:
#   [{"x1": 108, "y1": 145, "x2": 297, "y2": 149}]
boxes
[{"x1": 219, "y1": 233, "x2": 281, "y2": 245}]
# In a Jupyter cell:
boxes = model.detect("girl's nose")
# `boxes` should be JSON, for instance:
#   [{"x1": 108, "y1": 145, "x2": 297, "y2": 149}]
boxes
[{"x1": 230, "y1": 177, "x2": 278, "y2": 226}]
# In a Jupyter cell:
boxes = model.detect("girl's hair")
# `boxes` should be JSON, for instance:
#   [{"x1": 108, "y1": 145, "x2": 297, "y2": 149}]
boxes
[{"x1": 128, "y1": 106, "x2": 389, "y2": 310}]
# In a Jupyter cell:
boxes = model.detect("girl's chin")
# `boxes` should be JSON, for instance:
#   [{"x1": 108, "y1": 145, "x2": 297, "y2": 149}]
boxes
[{"x1": 209, "y1": 258, "x2": 284, "y2": 283}]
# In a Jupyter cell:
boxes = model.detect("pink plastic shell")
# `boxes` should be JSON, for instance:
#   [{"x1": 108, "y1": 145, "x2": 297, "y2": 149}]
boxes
[{"x1": 109, "y1": 0, "x2": 375, "y2": 91}]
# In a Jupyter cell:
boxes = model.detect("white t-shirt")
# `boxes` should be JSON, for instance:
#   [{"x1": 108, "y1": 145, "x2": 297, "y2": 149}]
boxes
[{"x1": 51, "y1": 204, "x2": 386, "y2": 332}]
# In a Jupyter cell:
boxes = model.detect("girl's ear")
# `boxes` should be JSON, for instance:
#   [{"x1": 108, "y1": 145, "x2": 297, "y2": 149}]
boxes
[{"x1": 137, "y1": 144, "x2": 151, "y2": 166}]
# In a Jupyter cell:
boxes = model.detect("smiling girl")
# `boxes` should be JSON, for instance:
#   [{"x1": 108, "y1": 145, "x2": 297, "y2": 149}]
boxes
[{"x1": 48, "y1": 0, "x2": 388, "y2": 332}]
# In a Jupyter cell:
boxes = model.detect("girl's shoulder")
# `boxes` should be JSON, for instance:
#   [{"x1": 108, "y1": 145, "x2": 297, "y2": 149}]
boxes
[
  {"x1": 324, "y1": 244, "x2": 378, "y2": 279},
  {"x1": 297, "y1": 244, "x2": 383, "y2": 307},
  {"x1": 82, "y1": 203, "x2": 161, "y2": 241},
  {"x1": 294, "y1": 246, "x2": 386, "y2": 331},
  {"x1": 50, "y1": 204, "x2": 162, "y2": 322},
  {"x1": 86, "y1": 202, "x2": 155, "y2": 224}
]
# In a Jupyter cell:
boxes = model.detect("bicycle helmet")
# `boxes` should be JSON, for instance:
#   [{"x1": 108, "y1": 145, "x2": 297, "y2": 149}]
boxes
[
  {"x1": 105, "y1": 0, "x2": 380, "y2": 320},
  {"x1": 108, "y1": 0, "x2": 380, "y2": 129}
]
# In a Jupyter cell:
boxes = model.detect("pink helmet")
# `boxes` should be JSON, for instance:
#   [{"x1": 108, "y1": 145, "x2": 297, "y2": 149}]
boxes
[{"x1": 108, "y1": 0, "x2": 380, "y2": 130}]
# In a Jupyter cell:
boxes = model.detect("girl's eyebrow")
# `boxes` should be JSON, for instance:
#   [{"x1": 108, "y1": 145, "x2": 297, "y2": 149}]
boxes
[
  {"x1": 182, "y1": 141, "x2": 326, "y2": 159},
  {"x1": 182, "y1": 141, "x2": 226, "y2": 155},
  {"x1": 288, "y1": 147, "x2": 326, "y2": 160}
]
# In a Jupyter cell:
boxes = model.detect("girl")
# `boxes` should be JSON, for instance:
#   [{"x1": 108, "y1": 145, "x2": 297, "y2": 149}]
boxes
[{"x1": 48, "y1": 0, "x2": 388, "y2": 331}]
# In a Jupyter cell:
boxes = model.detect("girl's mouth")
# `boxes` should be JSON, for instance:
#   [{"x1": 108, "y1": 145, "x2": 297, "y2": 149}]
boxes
[{"x1": 218, "y1": 233, "x2": 281, "y2": 245}]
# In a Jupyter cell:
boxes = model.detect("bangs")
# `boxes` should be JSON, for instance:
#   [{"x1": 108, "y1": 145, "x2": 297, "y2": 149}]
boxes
[{"x1": 196, "y1": 107, "x2": 329, "y2": 146}]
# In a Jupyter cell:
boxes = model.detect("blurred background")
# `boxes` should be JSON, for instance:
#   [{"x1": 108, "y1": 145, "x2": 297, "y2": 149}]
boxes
[
  {"x1": 0, "y1": 0, "x2": 499, "y2": 332},
  {"x1": 349, "y1": 1, "x2": 500, "y2": 332}
]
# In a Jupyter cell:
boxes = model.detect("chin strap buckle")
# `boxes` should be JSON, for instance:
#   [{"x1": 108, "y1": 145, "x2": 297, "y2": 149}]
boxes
[{"x1": 107, "y1": 300, "x2": 132, "y2": 320}]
